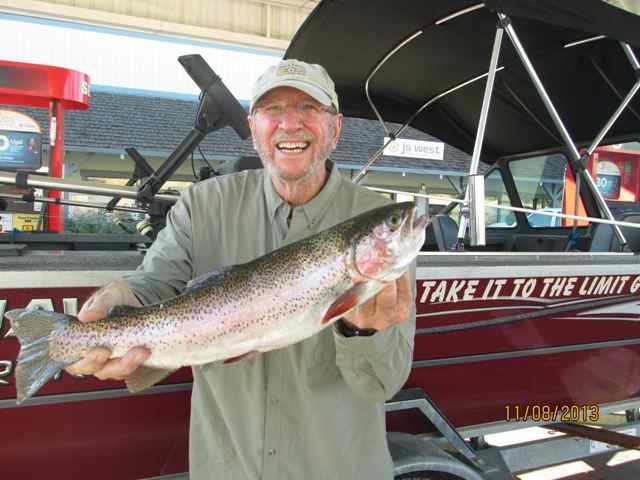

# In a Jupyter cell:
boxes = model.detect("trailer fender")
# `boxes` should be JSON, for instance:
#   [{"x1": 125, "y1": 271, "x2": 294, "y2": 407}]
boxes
[{"x1": 389, "y1": 432, "x2": 484, "y2": 480}]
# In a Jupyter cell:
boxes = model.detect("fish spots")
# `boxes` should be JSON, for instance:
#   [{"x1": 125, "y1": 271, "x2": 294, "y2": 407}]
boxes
[{"x1": 55, "y1": 204, "x2": 419, "y2": 367}]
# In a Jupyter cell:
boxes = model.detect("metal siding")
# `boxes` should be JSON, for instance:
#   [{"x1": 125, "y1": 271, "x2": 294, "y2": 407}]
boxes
[
  {"x1": 0, "y1": 17, "x2": 279, "y2": 98},
  {"x1": 230, "y1": 1, "x2": 264, "y2": 36},
  {"x1": 34, "y1": 0, "x2": 312, "y2": 41},
  {"x1": 271, "y1": 6, "x2": 307, "y2": 39}
]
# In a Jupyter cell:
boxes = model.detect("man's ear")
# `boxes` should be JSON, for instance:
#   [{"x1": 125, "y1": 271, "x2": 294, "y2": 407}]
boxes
[
  {"x1": 331, "y1": 113, "x2": 343, "y2": 150},
  {"x1": 247, "y1": 115, "x2": 257, "y2": 150}
]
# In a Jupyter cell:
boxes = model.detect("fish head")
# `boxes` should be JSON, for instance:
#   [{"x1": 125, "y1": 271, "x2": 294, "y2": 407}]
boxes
[{"x1": 350, "y1": 202, "x2": 427, "y2": 282}]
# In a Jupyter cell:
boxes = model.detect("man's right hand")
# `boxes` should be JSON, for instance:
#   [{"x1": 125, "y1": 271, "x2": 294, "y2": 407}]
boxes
[{"x1": 65, "y1": 280, "x2": 151, "y2": 381}]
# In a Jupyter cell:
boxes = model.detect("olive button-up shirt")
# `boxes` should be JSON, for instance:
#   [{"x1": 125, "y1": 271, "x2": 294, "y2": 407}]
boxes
[{"x1": 125, "y1": 163, "x2": 416, "y2": 480}]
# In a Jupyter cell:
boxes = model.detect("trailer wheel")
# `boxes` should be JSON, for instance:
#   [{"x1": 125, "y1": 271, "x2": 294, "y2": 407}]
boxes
[{"x1": 395, "y1": 472, "x2": 461, "y2": 480}]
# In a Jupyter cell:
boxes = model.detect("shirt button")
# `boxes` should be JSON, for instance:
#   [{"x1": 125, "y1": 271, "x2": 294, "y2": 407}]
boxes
[
  {"x1": 268, "y1": 448, "x2": 277, "y2": 456},
  {"x1": 271, "y1": 396, "x2": 279, "y2": 405}
]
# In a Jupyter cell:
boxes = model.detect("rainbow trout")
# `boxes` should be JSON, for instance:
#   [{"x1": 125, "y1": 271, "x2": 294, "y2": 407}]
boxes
[{"x1": 6, "y1": 202, "x2": 426, "y2": 403}]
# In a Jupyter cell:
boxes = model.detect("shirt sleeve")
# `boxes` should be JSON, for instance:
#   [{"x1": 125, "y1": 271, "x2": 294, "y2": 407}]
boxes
[
  {"x1": 124, "y1": 192, "x2": 195, "y2": 305},
  {"x1": 332, "y1": 261, "x2": 417, "y2": 401}
]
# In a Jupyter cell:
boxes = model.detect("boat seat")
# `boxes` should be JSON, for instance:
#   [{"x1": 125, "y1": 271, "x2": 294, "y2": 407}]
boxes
[
  {"x1": 588, "y1": 222, "x2": 614, "y2": 252},
  {"x1": 617, "y1": 213, "x2": 640, "y2": 253},
  {"x1": 509, "y1": 234, "x2": 567, "y2": 252},
  {"x1": 423, "y1": 220, "x2": 437, "y2": 251},
  {"x1": 432, "y1": 214, "x2": 459, "y2": 251}
]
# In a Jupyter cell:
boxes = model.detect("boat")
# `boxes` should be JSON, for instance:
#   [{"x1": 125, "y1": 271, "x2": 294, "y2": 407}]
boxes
[
  {"x1": 285, "y1": 0, "x2": 640, "y2": 477},
  {"x1": 3, "y1": 1, "x2": 640, "y2": 478}
]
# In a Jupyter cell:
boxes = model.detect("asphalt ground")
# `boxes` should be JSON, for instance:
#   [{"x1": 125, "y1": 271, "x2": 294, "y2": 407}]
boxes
[
  {"x1": 517, "y1": 449, "x2": 640, "y2": 480},
  {"x1": 486, "y1": 426, "x2": 640, "y2": 480}
]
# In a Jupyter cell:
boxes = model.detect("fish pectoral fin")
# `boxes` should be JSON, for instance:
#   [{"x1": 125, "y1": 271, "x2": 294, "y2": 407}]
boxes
[
  {"x1": 125, "y1": 366, "x2": 175, "y2": 394},
  {"x1": 224, "y1": 351, "x2": 259, "y2": 364},
  {"x1": 185, "y1": 266, "x2": 235, "y2": 293},
  {"x1": 322, "y1": 283, "x2": 370, "y2": 324}
]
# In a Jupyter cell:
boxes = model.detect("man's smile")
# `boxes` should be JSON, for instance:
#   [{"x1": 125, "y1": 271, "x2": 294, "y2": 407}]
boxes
[{"x1": 276, "y1": 141, "x2": 311, "y2": 153}]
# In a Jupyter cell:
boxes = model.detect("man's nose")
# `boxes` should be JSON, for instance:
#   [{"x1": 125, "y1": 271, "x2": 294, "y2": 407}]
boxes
[{"x1": 278, "y1": 105, "x2": 304, "y2": 129}]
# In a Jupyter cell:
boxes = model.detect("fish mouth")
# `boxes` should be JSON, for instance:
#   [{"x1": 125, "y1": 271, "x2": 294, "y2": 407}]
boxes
[
  {"x1": 402, "y1": 205, "x2": 427, "y2": 235},
  {"x1": 412, "y1": 208, "x2": 428, "y2": 231},
  {"x1": 377, "y1": 205, "x2": 426, "y2": 281},
  {"x1": 401, "y1": 205, "x2": 427, "y2": 256}
]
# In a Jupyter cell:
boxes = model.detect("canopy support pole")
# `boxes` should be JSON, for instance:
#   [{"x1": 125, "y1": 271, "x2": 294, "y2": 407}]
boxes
[
  {"x1": 455, "y1": 21, "x2": 503, "y2": 247},
  {"x1": 499, "y1": 13, "x2": 626, "y2": 247},
  {"x1": 353, "y1": 4, "x2": 485, "y2": 184},
  {"x1": 587, "y1": 43, "x2": 640, "y2": 155}
]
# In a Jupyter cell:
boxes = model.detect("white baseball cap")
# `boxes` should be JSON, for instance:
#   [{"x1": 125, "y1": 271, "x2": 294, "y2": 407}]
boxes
[{"x1": 251, "y1": 59, "x2": 339, "y2": 113}]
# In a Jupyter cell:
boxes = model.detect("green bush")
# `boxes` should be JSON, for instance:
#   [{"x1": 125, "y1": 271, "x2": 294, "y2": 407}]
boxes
[{"x1": 64, "y1": 212, "x2": 139, "y2": 234}]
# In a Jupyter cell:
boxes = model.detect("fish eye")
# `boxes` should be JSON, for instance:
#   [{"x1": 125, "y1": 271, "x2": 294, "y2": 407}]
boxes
[{"x1": 387, "y1": 214, "x2": 402, "y2": 229}]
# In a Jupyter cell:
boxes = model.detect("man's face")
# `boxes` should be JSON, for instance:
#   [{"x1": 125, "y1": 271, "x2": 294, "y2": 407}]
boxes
[{"x1": 248, "y1": 87, "x2": 342, "y2": 183}]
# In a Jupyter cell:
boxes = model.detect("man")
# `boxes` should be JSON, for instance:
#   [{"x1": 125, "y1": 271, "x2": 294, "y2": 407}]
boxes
[{"x1": 68, "y1": 59, "x2": 416, "y2": 479}]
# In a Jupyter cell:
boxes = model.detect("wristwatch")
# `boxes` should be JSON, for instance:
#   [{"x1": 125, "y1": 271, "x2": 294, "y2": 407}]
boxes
[{"x1": 337, "y1": 318, "x2": 377, "y2": 337}]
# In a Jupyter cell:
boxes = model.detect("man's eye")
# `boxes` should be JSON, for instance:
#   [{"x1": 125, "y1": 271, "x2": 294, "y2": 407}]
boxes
[
  {"x1": 264, "y1": 105, "x2": 282, "y2": 114},
  {"x1": 300, "y1": 103, "x2": 321, "y2": 113}
]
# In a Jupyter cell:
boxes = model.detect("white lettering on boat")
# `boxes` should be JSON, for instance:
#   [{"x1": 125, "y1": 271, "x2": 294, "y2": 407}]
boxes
[{"x1": 419, "y1": 275, "x2": 639, "y2": 304}]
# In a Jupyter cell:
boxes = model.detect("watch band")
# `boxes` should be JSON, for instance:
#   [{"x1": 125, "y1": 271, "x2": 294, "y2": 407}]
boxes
[{"x1": 337, "y1": 318, "x2": 377, "y2": 337}]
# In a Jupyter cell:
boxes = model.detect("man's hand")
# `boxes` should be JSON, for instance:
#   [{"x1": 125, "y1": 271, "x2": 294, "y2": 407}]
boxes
[
  {"x1": 65, "y1": 280, "x2": 150, "y2": 380},
  {"x1": 343, "y1": 273, "x2": 412, "y2": 332}
]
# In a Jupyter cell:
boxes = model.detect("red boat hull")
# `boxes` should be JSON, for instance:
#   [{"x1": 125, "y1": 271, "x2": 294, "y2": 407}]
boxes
[{"x1": 2, "y1": 254, "x2": 640, "y2": 478}]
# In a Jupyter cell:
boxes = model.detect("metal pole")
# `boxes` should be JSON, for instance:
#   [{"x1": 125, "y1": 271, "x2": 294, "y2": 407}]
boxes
[
  {"x1": 500, "y1": 13, "x2": 626, "y2": 247},
  {"x1": 587, "y1": 79, "x2": 640, "y2": 155},
  {"x1": 352, "y1": 138, "x2": 395, "y2": 184},
  {"x1": 456, "y1": 23, "x2": 503, "y2": 245},
  {"x1": 369, "y1": 185, "x2": 640, "y2": 229},
  {"x1": 586, "y1": 43, "x2": 640, "y2": 156},
  {"x1": 0, "y1": 170, "x2": 178, "y2": 203},
  {"x1": 47, "y1": 99, "x2": 64, "y2": 233},
  {"x1": 0, "y1": 193, "x2": 146, "y2": 214},
  {"x1": 585, "y1": 42, "x2": 640, "y2": 155},
  {"x1": 499, "y1": 13, "x2": 580, "y2": 161},
  {"x1": 356, "y1": 3, "x2": 486, "y2": 184},
  {"x1": 355, "y1": 13, "x2": 608, "y2": 187},
  {"x1": 469, "y1": 27, "x2": 503, "y2": 176},
  {"x1": 621, "y1": 43, "x2": 640, "y2": 71},
  {"x1": 365, "y1": 30, "x2": 424, "y2": 138}
]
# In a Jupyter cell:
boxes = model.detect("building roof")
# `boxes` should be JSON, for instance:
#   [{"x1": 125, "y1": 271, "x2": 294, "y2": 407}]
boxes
[{"x1": 9, "y1": 89, "x2": 473, "y2": 175}]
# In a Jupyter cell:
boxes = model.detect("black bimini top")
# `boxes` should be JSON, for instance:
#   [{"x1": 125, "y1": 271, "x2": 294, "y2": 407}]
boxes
[{"x1": 285, "y1": 0, "x2": 640, "y2": 163}]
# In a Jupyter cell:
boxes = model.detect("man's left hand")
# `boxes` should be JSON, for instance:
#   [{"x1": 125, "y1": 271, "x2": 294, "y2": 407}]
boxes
[{"x1": 343, "y1": 273, "x2": 412, "y2": 332}]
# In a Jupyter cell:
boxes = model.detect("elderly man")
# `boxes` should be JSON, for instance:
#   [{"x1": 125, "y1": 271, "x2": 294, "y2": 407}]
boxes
[{"x1": 69, "y1": 59, "x2": 415, "y2": 480}]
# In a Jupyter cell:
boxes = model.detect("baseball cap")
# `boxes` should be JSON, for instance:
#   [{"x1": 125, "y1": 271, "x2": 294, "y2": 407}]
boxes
[{"x1": 251, "y1": 59, "x2": 339, "y2": 113}]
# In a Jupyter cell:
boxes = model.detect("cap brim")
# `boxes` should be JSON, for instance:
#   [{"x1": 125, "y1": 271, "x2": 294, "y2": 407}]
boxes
[{"x1": 252, "y1": 79, "x2": 333, "y2": 110}]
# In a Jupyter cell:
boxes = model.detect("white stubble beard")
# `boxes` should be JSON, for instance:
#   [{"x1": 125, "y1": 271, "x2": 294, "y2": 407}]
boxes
[{"x1": 255, "y1": 123, "x2": 336, "y2": 188}]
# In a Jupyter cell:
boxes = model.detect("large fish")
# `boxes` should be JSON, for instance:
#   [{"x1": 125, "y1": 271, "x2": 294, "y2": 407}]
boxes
[{"x1": 6, "y1": 202, "x2": 426, "y2": 403}]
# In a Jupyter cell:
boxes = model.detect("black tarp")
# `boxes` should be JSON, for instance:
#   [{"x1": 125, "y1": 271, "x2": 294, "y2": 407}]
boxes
[{"x1": 285, "y1": 0, "x2": 640, "y2": 163}]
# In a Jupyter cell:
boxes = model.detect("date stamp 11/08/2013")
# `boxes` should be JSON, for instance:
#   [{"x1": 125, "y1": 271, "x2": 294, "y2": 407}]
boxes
[{"x1": 505, "y1": 404, "x2": 600, "y2": 423}]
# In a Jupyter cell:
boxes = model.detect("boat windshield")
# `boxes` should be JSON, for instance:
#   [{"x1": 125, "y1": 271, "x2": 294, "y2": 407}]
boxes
[{"x1": 604, "y1": 0, "x2": 640, "y2": 16}]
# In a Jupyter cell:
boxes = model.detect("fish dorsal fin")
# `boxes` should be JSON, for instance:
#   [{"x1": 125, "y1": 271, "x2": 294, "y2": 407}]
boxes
[
  {"x1": 322, "y1": 282, "x2": 372, "y2": 324},
  {"x1": 125, "y1": 366, "x2": 175, "y2": 393},
  {"x1": 185, "y1": 266, "x2": 235, "y2": 293},
  {"x1": 106, "y1": 305, "x2": 139, "y2": 318}
]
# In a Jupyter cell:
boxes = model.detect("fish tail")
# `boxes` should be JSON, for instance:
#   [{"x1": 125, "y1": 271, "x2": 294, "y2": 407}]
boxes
[{"x1": 5, "y1": 308, "x2": 72, "y2": 404}]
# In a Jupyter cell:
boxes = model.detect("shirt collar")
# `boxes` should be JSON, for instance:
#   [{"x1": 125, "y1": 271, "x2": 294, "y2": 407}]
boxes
[
  {"x1": 264, "y1": 168, "x2": 286, "y2": 221},
  {"x1": 263, "y1": 160, "x2": 343, "y2": 228}
]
